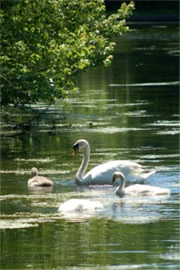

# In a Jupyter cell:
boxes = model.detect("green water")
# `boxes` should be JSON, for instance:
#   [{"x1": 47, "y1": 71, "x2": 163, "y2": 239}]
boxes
[{"x1": 1, "y1": 25, "x2": 179, "y2": 269}]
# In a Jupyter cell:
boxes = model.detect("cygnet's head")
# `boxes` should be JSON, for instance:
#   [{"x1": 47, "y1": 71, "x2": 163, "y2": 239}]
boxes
[
  {"x1": 72, "y1": 139, "x2": 89, "y2": 156},
  {"x1": 112, "y1": 171, "x2": 125, "y2": 185},
  {"x1": 31, "y1": 167, "x2": 38, "y2": 177}
]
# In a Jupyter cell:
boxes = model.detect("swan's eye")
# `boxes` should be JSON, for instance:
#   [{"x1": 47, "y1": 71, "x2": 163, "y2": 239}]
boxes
[{"x1": 72, "y1": 144, "x2": 79, "y2": 156}]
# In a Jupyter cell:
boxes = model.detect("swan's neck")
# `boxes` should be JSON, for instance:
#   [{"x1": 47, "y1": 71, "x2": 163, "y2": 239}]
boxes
[
  {"x1": 75, "y1": 144, "x2": 90, "y2": 185},
  {"x1": 116, "y1": 175, "x2": 126, "y2": 195}
]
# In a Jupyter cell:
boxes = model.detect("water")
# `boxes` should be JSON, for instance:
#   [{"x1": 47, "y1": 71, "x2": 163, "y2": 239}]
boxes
[{"x1": 1, "y1": 25, "x2": 179, "y2": 269}]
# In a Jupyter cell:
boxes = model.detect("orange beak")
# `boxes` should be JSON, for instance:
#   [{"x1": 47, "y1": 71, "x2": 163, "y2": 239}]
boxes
[{"x1": 72, "y1": 146, "x2": 78, "y2": 156}]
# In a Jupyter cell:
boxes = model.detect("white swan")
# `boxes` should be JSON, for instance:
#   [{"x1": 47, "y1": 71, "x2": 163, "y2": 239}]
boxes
[
  {"x1": 28, "y1": 167, "x2": 53, "y2": 187},
  {"x1": 58, "y1": 199, "x2": 103, "y2": 213},
  {"x1": 72, "y1": 139, "x2": 155, "y2": 185},
  {"x1": 112, "y1": 171, "x2": 170, "y2": 196}
]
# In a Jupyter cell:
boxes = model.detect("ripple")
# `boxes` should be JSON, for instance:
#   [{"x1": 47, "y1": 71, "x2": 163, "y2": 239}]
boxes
[
  {"x1": 72, "y1": 127, "x2": 153, "y2": 134},
  {"x1": 0, "y1": 169, "x2": 69, "y2": 175},
  {"x1": 160, "y1": 249, "x2": 180, "y2": 261},
  {"x1": 0, "y1": 193, "x2": 57, "y2": 201},
  {"x1": 109, "y1": 81, "x2": 180, "y2": 87},
  {"x1": 15, "y1": 158, "x2": 55, "y2": 163},
  {"x1": 0, "y1": 213, "x2": 62, "y2": 229},
  {"x1": 147, "y1": 120, "x2": 180, "y2": 127},
  {"x1": 115, "y1": 216, "x2": 162, "y2": 224},
  {"x1": 141, "y1": 154, "x2": 180, "y2": 159},
  {"x1": 156, "y1": 130, "x2": 180, "y2": 135}
]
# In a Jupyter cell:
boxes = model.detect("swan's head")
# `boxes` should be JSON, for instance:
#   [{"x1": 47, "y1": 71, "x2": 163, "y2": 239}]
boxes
[
  {"x1": 31, "y1": 167, "x2": 38, "y2": 177},
  {"x1": 112, "y1": 172, "x2": 125, "y2": 185},
  {"x1": 72, "y1": 139, "x2": 89, "y2": 156}
]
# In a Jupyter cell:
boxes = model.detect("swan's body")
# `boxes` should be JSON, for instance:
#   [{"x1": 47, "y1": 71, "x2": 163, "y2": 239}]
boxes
[
  {"x1": 113, "y1": 172, "x2": 170, "y2": 197},
  {"x1": 28, "y1": 168, "x2": 53, "y2": 187},
  {"x1": 72, "y1": 139, "x2": 155, "y2": 185},
  {"x1": 58, "y1": 199, "x2": 103, "y2": 213}
]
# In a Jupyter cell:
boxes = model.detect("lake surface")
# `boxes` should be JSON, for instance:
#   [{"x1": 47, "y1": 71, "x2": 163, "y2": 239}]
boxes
[{"x1": 1, "y1": 24, "x2": 179, "y2": 269}]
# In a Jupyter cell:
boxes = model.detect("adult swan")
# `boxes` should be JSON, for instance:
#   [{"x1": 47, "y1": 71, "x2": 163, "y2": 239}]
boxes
[{"x1": 72, "y1": 139, "x2": 155, "y2": 185}]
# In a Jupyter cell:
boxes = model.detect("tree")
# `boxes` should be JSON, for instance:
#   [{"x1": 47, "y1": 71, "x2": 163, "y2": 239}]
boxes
[{"x1": 1, "y1": 0, "x2": 135, "y2": 107}]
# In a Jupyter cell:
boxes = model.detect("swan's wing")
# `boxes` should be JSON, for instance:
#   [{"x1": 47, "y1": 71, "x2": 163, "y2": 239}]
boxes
[
  {"x1": 28, "y1": 177, "x2": 34, "y2": 186},
  {"x1": 28, "y1": 176, "x2": 52, "y2": 187},
  {"x1": 126, "y1": 184, "x2": 170, "y2": 195},
  {"x1": 58, "y1": 199, "x2": 103, "y2": 212},
  {"x1": 84, "y1": 160, "x2": 143, "y2": 185},
  {"x1": 58, "y1": 199, "x2": 80, "y2": 212},
  {"x1": 127, "y1": 170, "x2": 156, "y2": 182}
]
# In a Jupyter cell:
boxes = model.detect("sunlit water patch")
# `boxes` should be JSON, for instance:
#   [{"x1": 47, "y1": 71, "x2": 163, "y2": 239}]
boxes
[
  {"x1": 156, "y1": 129, "x2": 180, "y2": 135},
  {"x1": 0, "y1": 213, "x2": 63, "y2": 229},
  {"x1": 109, "y1": 81, "x2": 180, "y2": 87},
  {"x1": 68, "y1": 126, "x2": 154, "y2": 134},
  {"x1": 141, "y1": 154, "x2": 180, "y2": 160},
  {"x1": 144, "y1": 120, "x2": 180, "y2": 135},
  {"x1": 15, "y1": 157, "x2": 55, "y2": 163},
  {"x1": 0, "y1": 168, "x2": 70, "y2": 175},
  {"x1": 146, "y1": 120, "x2": 180, "y2": 127},
  {"x1": 159, "y1": 246, "x2": 180, "y2": 261},
  {"x1": 167, "y1": 50, "x2": 180, "y2": 56},
  {"x1": 124, "y1": 110, "x2": 153, "y2": 118}
]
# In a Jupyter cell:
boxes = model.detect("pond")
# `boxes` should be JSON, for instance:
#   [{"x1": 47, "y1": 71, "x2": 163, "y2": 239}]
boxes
[{"x1": 1, "y1": 24, "x2": 179, "y2": 269}]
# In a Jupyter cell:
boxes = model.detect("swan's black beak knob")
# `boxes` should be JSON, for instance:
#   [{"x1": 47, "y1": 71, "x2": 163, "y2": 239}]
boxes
[{"x1": 112, "y1": 174, "x2": 117, "y2": 185}]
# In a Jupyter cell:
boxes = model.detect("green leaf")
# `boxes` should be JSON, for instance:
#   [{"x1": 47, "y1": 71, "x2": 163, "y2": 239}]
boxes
[{"x1": 1, "y1": 0, "x2": 135, "y2": 106}]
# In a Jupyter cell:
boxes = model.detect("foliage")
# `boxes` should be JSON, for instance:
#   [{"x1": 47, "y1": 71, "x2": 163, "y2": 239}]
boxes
[{"x1": 1, "y1": 0, "x2": 135, "y2": 107}]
